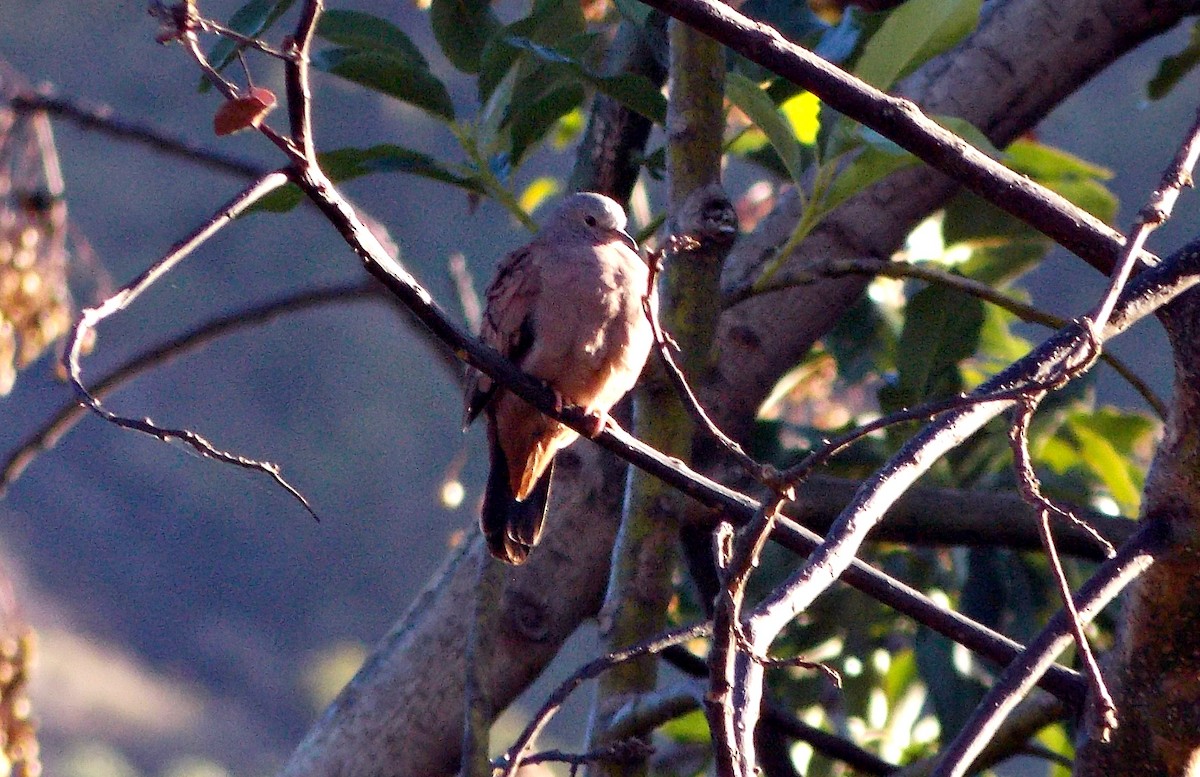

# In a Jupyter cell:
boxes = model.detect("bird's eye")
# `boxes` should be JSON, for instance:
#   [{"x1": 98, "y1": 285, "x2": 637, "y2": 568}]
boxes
[{"x1": 584, "y1": 215, "x2": 598, "y2": 227}]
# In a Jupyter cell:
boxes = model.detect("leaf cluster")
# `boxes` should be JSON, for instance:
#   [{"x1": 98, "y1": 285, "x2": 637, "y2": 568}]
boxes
[{"x1": 167, "y1": 0, "x2": 1169, "y2": 772}]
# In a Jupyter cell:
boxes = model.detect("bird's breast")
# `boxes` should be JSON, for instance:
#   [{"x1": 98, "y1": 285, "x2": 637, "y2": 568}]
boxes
[{"x1": 526, "y1": 251, "x2": 651, "y2": 411}]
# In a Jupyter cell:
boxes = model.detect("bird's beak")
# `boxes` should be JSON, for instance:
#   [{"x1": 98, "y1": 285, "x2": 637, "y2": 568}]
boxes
[{"x1": 614, "y1": 227, "x2": 639, "y2": 254}]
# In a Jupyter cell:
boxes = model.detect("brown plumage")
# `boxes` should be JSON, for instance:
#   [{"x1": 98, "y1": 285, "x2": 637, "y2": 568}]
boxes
[{"x1": 464, "y1": 192, "x2": 655, "y2": 564}]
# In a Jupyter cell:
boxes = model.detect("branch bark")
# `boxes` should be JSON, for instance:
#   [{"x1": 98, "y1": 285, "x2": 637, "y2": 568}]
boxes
[
  {"x1": 1076, "y1": 279, "x2": 1200, "y2": 774},
  {"x1": 277, "y1": 1, "x2": 1199, "y2": 774}
]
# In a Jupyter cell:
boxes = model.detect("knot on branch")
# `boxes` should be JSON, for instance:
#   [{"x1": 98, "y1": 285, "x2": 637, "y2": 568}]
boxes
[
  {"x1": 148, "y1": 1, "x2": 197, "y2": 44},
  {"x1": 501, "y1": 588, "x2": 552, "y2": 643},
  {"x1": 670, "y1": 183, "x2": 738, "y2": 252}
]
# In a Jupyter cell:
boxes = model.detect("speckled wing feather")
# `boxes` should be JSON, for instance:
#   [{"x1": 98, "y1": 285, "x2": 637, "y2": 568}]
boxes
[{"x1": 463, "y1": 245, "x2": 541, "y2": 428}]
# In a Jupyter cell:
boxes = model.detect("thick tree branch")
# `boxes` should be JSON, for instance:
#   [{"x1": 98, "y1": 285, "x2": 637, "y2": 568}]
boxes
[
  {"x1": 709, "y1": 0, "x2": 1194, "y2": 438},
  {"x1": 277, "y1": 3, "x2": 1200, "y2": 773},
  {"x1": 931, "y1": 520, "x2": 1166, "y2": 777},
  {"x1": 636, "y1": 0, "x2": 1178, "y2": 275}
]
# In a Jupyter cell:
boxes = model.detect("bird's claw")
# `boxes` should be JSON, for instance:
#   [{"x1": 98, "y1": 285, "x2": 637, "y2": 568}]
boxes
[{"x1": 582, "y1": 410, "x2": 609, "y2": 439}]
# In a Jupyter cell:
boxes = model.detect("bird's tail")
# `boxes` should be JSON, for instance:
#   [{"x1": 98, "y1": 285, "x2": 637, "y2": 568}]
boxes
[{"x1": 481, "y1": 440, "x2": 553, "y2": 565}]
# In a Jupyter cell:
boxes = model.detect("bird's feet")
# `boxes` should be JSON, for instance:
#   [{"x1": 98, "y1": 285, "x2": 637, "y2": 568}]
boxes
[{"x1": 581, "y1": 409, "x2": 610, "y2": 439}]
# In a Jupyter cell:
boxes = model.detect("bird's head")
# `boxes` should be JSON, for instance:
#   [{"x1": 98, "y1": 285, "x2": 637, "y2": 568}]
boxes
[{"x1": 550, "y1": 192, "x2": 639, "y2": 253}]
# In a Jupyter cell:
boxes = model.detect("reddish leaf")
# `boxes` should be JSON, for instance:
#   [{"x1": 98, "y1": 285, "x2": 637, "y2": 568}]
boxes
[{"x1": 213, "y1": 87, "x2": 277, "y2": 136}]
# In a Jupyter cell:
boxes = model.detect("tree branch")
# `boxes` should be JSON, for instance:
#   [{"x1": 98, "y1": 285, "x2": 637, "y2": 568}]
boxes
[{"x1": 635, "y1": 0, "x2": 1162, "y2": 276}]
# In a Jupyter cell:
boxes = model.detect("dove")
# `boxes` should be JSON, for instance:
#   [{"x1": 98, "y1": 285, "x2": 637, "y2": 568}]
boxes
[{"x1": 464, "y1": 192, "x2": 656, "y2": 565}]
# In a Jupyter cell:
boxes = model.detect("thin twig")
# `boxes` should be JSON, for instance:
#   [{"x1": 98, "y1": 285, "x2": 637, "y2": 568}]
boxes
[
  {"x1": 194, "y1": 16, "x2": 294, "y2": 60},
  {"x1": 8, "y1": 92, "x2": 265, "y2": 179},
  {"x1": 517, "y1": 741, "x2": 656, "y2": 772},
  {"x1": 633, "y1": 0, "x2": 1150, "y2": 275},
  {"x1": 779, "y1": 384, "x2": 1030, "y2": 487},
  {"x1": 662, "y1": 645, "x2": 898, "y2": 775},
  {"x1": 447, "y1": 253, "x2": 482, "y2": 334},
  {"x1": 1008, "y1": 396, "x2": 1117, "y2": 737},
  {"x1": 707, "y1": 501, "x2": 783, "y2": 777},
  {"x1": 607, "y1": 684, "x2": 705, "y2": 740},
  {"x1": 286, "y1": 0, "x2": 322, "y2": 162},
  {"x1": 645, "y1": 238, "x2": 776, "y2": 487},
  {"x1": 498, "y1": 621, "x2": 714, "y2": 777},
  {"x1": 1087, "y1": 104, "x2": 1200, "y2": 335},
  {"x1": 818, "y1": 257, "x2": 1167, "y2": 419},
  {"x1": 175, "y1": 14, "x2": 300, "y2": 159},
  {"x1": 61, "y1": 171, "x2": 319, "y2": 518},
  {"x1": 928, "y1": 520, "x2": 1165, "y2": 777},
  {"x1": 2, "y1": 282, "x2": 381, "y2": 493}
]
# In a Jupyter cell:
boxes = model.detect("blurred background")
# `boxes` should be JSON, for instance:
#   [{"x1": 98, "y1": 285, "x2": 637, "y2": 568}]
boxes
[{"x1": 0, "y1": 1, "x2": 1198, "y2": 775}]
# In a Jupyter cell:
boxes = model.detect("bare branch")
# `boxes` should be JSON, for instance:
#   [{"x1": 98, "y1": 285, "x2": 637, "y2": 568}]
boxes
[
  {"x1": 817, "y1": 257, "x2": 1168, "y2": 419},
  {"x1": 646, "y1": 233, "x2": 768, "y2": 484},
  {"x1": 61, "y1": 171, "x2": 319, "y2": 517},
  {"x1": 499, "y1": 621, "x2": 713, "y2": 777},
  {"x1": 1009, "y1": 396, "x2": 1117, "y2": 736},
  {"x1": 929, "y1": 520, "x2": 1166, "y2": 777},
  {"x1": 9, "y1": 91, "x2": 265, "y2": 179},
  {"x1": 447, "y1": 253, "x2": 482, "y2": 334},
  {"x1": 635, "y1": 0, "x2": 1146, "y2": 275},
  {"x1": 287, "y1": 0, "x2": 322, "y2": 162},
  {"x1": 2, "y1": 282, "x2": 380, "y2": 493},
  {"x1": 1088, "y1": 104, "x2": 1200, "y2": 334},
  {"x1": 720, "y1": 236, "x2": 1200, "y2": 765}
]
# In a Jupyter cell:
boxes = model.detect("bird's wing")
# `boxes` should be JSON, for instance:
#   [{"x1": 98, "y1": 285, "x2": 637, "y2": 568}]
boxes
[{"x1": 463, "y1": 245, "x2": 542, "y2": 427}]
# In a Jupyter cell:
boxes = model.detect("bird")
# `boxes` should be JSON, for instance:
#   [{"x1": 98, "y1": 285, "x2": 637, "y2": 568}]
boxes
[{"x1": 464, "y1": 192, "x2": 656, "y2": 565}]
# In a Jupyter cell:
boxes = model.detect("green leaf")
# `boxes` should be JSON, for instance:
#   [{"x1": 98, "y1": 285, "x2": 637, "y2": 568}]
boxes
[
  {"x1": 477, "y1": 0, "x2": 586, "y2": 102},
  {"x1": 1071, "y1": 407, "x2": 1156, "y2": 453},
  {"x1": 355, "y1": 146, "x2": 481, "y2": 189},
  {"x1": 590, "y1": 72, "x2": 668, "y2": 124},
  {"x1": 1064, "y1": 407, "x2": 1155, "y2": 515},
  {"x1": 827, "y1": 117, "x2": 995, "y2": 207},
  {"x1": 612, "y1": 0, "x2": 652, "y2": 27},
  {"x1": 1067, "y1": 419, "x2": 1141, "y2": 513},
  {"x1": 944, "y1": 139, "x2": 1116, "y2": 284},
  {"x1": 504, "y1": 37, "x2": 666, "y2": 123},
  {"x1": 1007, "y1": 138, "x2": 1113, "y2": 181},
  {"x1": 1148, "y1": 20, "x2": 1200, "y2": 100},
  {"x1": 943, "y1": 191, "x2": 1039, "y2": 243},
  {"x1": 824, "y1": 144, "x2": 916, "y2": 213},
  {"x1": 884, "y1": 284, "x2": 984, "y2": 410},
  {"x1": 1044, "y1": 178, "x2": 1119, "y2": 224},
  {"x1": 825, "y1": 296, "x2": 895, "y2": 383},
  {"x1": 312, "y1": 49, "x2": 454, "y2": 121},
  {"x1": 430, "y1": 0, "x2": 501, "y2": 74},
  {"x1": 726, "y1": 72, "x2": 809, "y2": 183},
  {"x1": 252, "y1": 145, "x2": 481, "y2": 212},
  {"x1": 518, "y1": 177, "x2": 561, "y2": 215},
  {"x1": 975, "y1": 305, "x2": 1032, "y2": 363},
  {"x1": 780, "y1": 91, "x2": 821, "y2": 145},
  {"x1": 853, "y1": 0, "x2": 981, "y2": 91},
  {"x1": 477, "y1": 64, "x2": 521, "y2": 156},
  {"x1": 200, "y1": 0, "x2": 297, "y2": 92},
  {"x1": 915, "y1": 626, "x2": 985, "y2": 738},
  {"x1": 881, "y1": 648, "x2": 918, "y2": 705},
  {"x1": 508, "y1": 82, "x2": 586, "y2": 164},
  {"x1": 660, "y1": 709, "x2": 711, "y2": 744},
  {"x1": 933, "y1": 115, "x2": 1001, "y2": 158},
  {"x1": 1007, "y1": 139, "x2": 1118, "y2": 223},
  {"x1": 316, "y1": 10, "x2": 427, "y2": 66},
  {"x1": 1038, "y1": 436, "x2": 1080, "y2": 475},
  {"x1": 1037, "y1": 722, "x2": 1076, "y2": 777}
]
